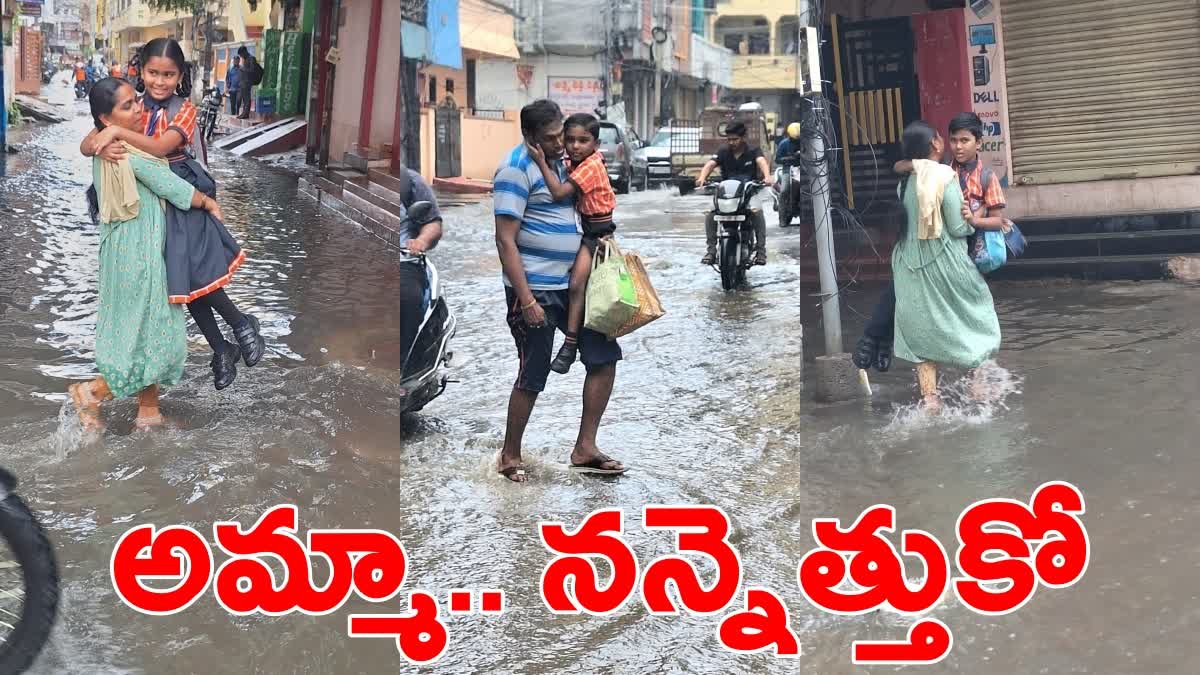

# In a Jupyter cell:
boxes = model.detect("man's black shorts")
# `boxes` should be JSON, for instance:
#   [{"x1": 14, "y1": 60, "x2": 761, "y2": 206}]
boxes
[{"x1": 505, "y1": 287, "x2": 622, "y2": 392}]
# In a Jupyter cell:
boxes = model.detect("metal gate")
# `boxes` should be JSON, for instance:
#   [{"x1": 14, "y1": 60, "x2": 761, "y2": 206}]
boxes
[
  {"x1": 434, "y1": 104, "x2": 462, "y2": 178},
  {"x1": 830, "y1": 15, "x2": 920, "y2": 224}
]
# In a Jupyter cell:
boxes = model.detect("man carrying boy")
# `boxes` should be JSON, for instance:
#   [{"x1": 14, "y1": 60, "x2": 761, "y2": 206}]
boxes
[
  {"x1": 492, "y1": 99, "x2": 627, "y2": 483},
  {"x1": 853, "y1": 111, "x2": 1011, "y2": 372}
]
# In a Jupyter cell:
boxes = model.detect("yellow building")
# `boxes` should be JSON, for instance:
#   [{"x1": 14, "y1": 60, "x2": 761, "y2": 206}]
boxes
[
  {"x1": 710, "y1": 0, "x2": 802, "y2": 126},
  {"x1": 105, "y1": 0, "x2": 270, "y2": 65}
]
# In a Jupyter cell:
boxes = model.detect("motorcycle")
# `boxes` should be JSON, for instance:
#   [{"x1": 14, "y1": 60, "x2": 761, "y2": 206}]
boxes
[
  {"x1": 74, "y1": 79, "x2": 88, "y2": 100},
  {"x1": 0, "y1": 467, "x2": 60, "y2": 674},
  {"x1": 198, "y1": 87, "x2": 225, "y2": 144},
  {"x1": 705, "y1": 179, "x2": 767, "y2": 291},
  {"x1": 400, "y1": 201, "x2": 458, "y2": 414},
  {"x1": 773, "y1": 159, "x2": 804, "y2": 228}
]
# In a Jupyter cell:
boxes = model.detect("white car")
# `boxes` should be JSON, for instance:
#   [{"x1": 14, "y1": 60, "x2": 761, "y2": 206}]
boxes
[{"x1": 631, "y1": 127, "x2": 700, "y2": 191}]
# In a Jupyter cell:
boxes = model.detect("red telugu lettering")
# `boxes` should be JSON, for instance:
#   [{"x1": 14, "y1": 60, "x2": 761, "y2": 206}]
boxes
[
  {"x1": 954, "y1": 482, "x2": 1088, "y2": 615},
  {"x1": 798, "y1": 505, "x2": 949, "y2": 616},
  {"x1": 212, "y1": 504, "x2": 408, "y2": 616},
  {"x1": 348, "y1": 591, "x2": 449, "y2": 665},
  {"x1": 110, "y1": 524, "x2": 213, "y2": 615},
  {"x1": 639, "y1": 505, "x2": 742, "y2": 615},
  {"x1": 539, "y1": 509, "x2": 639, "y2": 615},
  {"x1": 717, "y1": 588, "x2": 801, "y2": 657},
  {"x1": 853, "y1": 618, "x2": 953, "y2": 665}
]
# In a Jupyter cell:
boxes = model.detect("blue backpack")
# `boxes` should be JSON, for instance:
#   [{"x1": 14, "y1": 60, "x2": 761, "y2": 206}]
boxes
[{"x1": 971, "y1": 165, "x2": 1027, "y2": 274}]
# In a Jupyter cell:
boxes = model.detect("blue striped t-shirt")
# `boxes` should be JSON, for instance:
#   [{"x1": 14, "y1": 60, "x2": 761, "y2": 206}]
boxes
[{"x1": 493, "y1": 145, "x2": 580, "y2": 291}]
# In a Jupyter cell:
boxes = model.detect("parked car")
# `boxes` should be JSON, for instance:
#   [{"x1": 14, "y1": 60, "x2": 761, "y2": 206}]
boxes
[
  {"x1": 632, "y1": 127, "x2": 701, "y2": 191},
  {"x1": 597, "y1": 122, "x2": 640, "y2": 195}
]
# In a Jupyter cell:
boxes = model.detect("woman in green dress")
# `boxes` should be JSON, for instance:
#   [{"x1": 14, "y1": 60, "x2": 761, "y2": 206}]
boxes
[
  {"x1": 68, "y1": 78, "x2": 224, "y2": 431},
  {"x1": 891, "y1": 121, "x2": 1001, "y2": 413}
]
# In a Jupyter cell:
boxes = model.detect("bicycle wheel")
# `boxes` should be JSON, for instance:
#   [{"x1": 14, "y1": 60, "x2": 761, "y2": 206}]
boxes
[{"x1": 0, "y1": 481, "x2": 60, "y2": 674}]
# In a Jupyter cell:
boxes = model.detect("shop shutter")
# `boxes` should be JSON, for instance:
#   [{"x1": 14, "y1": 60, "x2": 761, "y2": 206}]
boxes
[{"x1": 1004, "y1": 0, "x2": 1200, "y2": 185}]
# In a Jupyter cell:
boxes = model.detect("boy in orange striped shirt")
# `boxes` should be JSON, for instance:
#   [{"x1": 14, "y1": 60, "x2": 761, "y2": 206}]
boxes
[{"x1": 527, "y1": 112, "x2": 618, "y2": 374}]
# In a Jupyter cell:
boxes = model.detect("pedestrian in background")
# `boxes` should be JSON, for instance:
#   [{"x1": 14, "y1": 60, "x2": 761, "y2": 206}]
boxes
[
  {"x1": 237, "y1": 47, "x2": 263, "y2": 120},
  {"x1": 226, "y1": 55, "x2": 242, "y2": 116}
]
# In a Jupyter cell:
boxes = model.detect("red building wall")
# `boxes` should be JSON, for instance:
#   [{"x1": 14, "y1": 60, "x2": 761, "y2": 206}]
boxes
[{"x1": 913, "y1": 10, "x2": 971, "y2": 141}]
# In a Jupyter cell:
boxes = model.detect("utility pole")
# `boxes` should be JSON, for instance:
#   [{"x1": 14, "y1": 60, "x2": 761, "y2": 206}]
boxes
[
  {"x1": 1, "y1": 3, "x2": 7, "y2": 154},
  {"x1": 800, "y1": 0, "x2": 841, "y2": 356},
  {"x1": 599, "y1": 5, "x2": 609, "y2": 119}
]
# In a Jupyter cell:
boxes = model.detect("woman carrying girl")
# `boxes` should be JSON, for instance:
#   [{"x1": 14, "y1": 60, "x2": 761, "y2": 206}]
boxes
[
  {"x1": 80, "y1": 38, "x2": 264, "y2": 391},
  {"x1": 69, "y1": 78, "x2": 226, "y2": 430},
  {"x1": 891, "y1": 121, "x2": 1001, "y2": 412}
]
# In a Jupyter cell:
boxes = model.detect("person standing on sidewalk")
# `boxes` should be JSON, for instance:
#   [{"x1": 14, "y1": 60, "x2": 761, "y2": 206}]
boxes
[
  {"x1": 492, "y1": 99, "x2": 628, "y2": 483},
  {"x1": 237, "y1": 47, "x2": 263, "y2": 120},
  {"x1": 225, "y1": 55, "x2": 242, "y2": 116}
]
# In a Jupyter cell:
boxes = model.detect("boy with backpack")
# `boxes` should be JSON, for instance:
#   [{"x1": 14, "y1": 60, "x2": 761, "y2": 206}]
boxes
[
  {"x1": 236, "y1": 47, "x2": 264, "y2": 119},
  {"x1": 853, "y1": 111, "x2": 1013, "y2": 373}
]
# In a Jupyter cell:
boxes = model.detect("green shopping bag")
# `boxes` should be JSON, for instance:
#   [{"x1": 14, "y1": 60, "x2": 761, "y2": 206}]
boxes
[{"x1": 583, "y1": 238, "x2": 640, "y2": 337}]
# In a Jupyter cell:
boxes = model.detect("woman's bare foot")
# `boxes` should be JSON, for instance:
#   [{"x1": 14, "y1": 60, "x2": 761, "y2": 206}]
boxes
[
  {"x1": 921, "y1": 394, "x2": 943, "y2": 415},
  {"x1": 69, "y1": 381, "x2": 105, "y2": 432},
  {"x1": 134, "y1": 413, "x2": 165, "y2": 432}
]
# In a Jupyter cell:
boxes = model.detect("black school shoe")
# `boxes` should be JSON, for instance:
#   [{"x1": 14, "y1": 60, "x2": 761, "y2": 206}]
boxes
[
  {"x1": 876, "y1": 341, "x2": 893, "y2": 373},
  {"x1": 852, "y1": 335, "x2": 878, "y2": 371},
  {"x1": 212, "y1": 340, "x2": 241, "y2": 390},
  {"x1": 233, "y1": 314, "x2": 266, "y2": 367}
]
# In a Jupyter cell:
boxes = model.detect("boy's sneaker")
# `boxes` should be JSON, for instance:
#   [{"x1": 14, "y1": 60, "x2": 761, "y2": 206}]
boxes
[{"x1": 550, "y1": 342, "x2": 578, "y2": 374}]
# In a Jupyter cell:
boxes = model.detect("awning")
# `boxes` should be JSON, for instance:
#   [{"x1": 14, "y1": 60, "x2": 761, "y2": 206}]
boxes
[{"x1": 459, "y1": 0, "x2": 519, "y2": 60}]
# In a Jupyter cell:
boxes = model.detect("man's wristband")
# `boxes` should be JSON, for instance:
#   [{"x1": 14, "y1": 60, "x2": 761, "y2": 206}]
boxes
[{"x1": 521, "y1": 298, "x2": 538, "y2": 310}]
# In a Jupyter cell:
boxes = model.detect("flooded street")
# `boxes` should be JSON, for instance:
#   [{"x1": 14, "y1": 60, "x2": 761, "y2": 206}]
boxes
[{"x1": 2, "y1": 83, "x2": 1199, "y2": 674}]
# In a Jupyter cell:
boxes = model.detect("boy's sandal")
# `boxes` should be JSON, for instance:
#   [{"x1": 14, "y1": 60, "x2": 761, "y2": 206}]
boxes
[{"x1": 499, "y1": 465, "x2": 528, "y2": 483}]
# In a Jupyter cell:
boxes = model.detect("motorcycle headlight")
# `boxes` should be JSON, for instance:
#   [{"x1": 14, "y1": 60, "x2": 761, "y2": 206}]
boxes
[{"x1": 717, "y1": 198, "x2": 740, "y2": 212}]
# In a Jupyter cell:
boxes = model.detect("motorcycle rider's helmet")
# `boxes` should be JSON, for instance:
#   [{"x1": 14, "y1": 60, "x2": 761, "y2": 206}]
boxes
[{"x1": 786, "y1": 122, "x2": 802, "y2": 140}]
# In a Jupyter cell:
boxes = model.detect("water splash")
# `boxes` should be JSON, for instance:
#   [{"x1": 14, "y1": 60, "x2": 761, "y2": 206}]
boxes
[{"x1": 884, "y1": 360, "x2": 1023, "y2": 433}]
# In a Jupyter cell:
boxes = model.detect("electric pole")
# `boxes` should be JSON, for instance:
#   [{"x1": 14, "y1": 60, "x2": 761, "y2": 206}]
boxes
[
  {"x1": 800, "y1": 0, "x2": 842, "y2": 356},
  {"x1": 1, "y1": 6, "x2": 7, "y2": 154}
]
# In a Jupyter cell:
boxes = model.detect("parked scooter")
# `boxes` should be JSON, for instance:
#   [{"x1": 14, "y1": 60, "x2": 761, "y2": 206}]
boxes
[
  {"x1": 704, "y1": 179, "x2": 768, "y2": 290},
  {"x1": 773, "y1": 156, "x2": 804, "y2": 228},
  {"x1": 400, "y1": 201, "x2": 458, "y2": 414}
]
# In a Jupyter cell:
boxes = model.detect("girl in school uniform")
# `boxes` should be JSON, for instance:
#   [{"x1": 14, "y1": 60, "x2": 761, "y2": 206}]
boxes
[{"x1": 81, "y1": 38, "x2": 265, "y2": 391}]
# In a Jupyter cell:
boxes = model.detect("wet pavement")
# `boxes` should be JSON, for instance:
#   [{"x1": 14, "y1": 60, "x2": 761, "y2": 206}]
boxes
[{"x1": 2, "y1": 81, "x2": 1199, "y2": 674}]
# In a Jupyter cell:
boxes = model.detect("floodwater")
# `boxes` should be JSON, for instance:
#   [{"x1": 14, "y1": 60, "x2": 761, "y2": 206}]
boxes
[{"x1": 2, "y1": 80, "x2": 1199, "y2": 674}]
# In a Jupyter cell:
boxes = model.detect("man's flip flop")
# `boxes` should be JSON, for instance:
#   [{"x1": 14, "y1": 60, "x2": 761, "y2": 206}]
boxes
[
  {"x1": 499, "y1": 466, "x2": 528, "y2": 483},
  {"x1": 569, "y1": 454, "x2": 628, "y2": 475}
]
